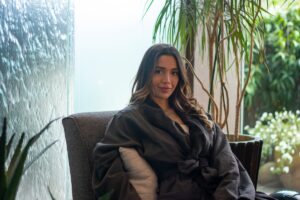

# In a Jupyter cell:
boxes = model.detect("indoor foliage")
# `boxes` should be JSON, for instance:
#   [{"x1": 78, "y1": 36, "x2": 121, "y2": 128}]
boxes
[
  {"x1": 0, "y1": 118, "x2": 58, "y2": 200},
  {"x1": 144, "y1": 0, "x2": 269, "y2": 138},
  {"x1": 245, "y1": 7, "x2": 300, "y2": 124},
  {"x1": 245, "y1": 110, "x2": 300, "y2": 175}
]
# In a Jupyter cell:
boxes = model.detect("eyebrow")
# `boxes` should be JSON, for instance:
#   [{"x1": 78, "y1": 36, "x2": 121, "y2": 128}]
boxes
[{"x1": 155, "y1": 66, "x2": 178, "y2": 70}]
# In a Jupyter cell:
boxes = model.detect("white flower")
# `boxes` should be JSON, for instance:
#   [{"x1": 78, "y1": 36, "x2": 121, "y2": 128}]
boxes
[
  {"x1": 262, "y1": 113, "x2": 268, "y2": 119},
  {"x1": 271, "y1": 134, "x2": 277, "y2": 140},
  {"x1": 283, "y1": 166, "x2": 289, "y2": 174},
  {"x1": 282, "y1": 153, "x2": 293, "y2": 163},
  {"x1": 246, "y1": 110, "x2": 300, "y2": 175},
  {"x1": 279, "y1": 141, "x2": 288, "y2": 150}
]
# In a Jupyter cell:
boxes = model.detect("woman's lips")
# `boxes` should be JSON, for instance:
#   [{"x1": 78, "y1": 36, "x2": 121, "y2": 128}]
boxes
[{"x1": 159, "y1": 87, "x2": 172, "y2": 93}]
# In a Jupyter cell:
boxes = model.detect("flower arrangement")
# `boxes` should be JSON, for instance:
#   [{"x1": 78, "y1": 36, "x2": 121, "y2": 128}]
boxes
[{"x1": 245, "y1": 110, "x2": 300, "y2": 175}]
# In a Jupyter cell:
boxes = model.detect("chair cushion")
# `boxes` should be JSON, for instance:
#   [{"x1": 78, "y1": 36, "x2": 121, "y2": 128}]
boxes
[{"x1": 119, "y1": 147, "x2": 157, "y2": 200}]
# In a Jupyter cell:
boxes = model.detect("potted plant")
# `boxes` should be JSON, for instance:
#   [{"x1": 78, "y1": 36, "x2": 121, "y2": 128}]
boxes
[
  {"x1": 143, "y1": 0, "x2": 276, "y2": 187},
  {"x1": 245, "y1": 110, "x2": 300, "y2": 190},
  {"x1": 0, "y1": 118, "x2": 58, "y2": 200},
  {"x1": 144, "y1": 0, "x2": 270, "y2": 134}
]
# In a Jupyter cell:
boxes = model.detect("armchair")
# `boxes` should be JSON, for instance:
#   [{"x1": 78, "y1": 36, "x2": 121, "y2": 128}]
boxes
[
  {"x1": 62, "y1": 111, "x2": 261, "y2": 200},
  {"x1": 62, "y1": 111, "x2": 116, "y2": 200}
]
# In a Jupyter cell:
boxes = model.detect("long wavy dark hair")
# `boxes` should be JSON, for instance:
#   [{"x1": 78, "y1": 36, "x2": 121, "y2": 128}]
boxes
[{"x1": 130, "y1": 43, "x2": 213, "y2": 130}]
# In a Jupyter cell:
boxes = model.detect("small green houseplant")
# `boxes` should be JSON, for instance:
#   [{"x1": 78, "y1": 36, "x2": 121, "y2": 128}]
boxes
[
  {"x1": 245, "y1": 110, "x2": 300, "y2": 175},
  {"x1": 0, "y1": 118, "x2": 58, "y2": 200}
]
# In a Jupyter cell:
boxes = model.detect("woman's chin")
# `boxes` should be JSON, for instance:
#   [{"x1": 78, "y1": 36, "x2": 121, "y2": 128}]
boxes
[
  {"x1": 159, "y1": 94, "x2": 172, "y2": 100},
  {"x1": 151, "y1": 94, "x2": 171, "y2": 102}
]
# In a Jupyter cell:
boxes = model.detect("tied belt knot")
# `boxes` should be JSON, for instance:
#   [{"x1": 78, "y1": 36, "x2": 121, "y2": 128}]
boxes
[
  {"x1": 160, "y1": 157, "x2": 209, "y2": 181},
  {"x1": 177, "y1": 157, "x2": 209, "y2": 175}
]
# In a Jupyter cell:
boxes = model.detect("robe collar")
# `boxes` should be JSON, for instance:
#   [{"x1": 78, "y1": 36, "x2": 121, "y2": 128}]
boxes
[{"x1": 141, "y1": 97, "x2": 213, "y2": 157}]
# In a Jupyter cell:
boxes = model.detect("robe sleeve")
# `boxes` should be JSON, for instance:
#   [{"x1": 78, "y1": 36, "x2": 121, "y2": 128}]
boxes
[
  {"x1": 92, "y1": 112, "x2": 143, "y2": 200},
  {"x1": 211, "y1": 124, "x2": 255, "y2": 200}
]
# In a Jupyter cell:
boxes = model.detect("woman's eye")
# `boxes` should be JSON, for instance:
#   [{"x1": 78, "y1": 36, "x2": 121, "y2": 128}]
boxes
[
  {"x1": 172, "y1": 71, "x2": 178, "y2": 75},
  {"x1": 154, "y1": 69, "x2": 163, "y2": 74}
]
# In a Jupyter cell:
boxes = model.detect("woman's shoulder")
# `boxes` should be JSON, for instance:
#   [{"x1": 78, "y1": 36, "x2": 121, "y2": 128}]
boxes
[
  {"x1": 113, "y1": 103, "x2": 143, "y2": 119},
  {"x1": 104, "y1": 104, "x2": 143, "y2": 134},
  {"x1": 188, "y1": 111, "x2": 214, "y2": 126}
]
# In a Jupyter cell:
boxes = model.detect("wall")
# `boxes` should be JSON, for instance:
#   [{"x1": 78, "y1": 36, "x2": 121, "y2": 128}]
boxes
[
  {"x1": 193, "y1": 30, "x2": 239, "y2": 135},
  {"x1": 0, "y1": 0, "x2": 73, "y2": 199}
]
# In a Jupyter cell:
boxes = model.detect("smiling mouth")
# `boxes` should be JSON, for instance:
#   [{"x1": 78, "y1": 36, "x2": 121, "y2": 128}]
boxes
[{"x1": 159, "y1": 87, "x2": 172, "y2": 92}]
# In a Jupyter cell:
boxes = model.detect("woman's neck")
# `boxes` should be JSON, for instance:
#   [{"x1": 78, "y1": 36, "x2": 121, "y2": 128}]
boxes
[{"x1": 151, "y1": 97, "x2": 170, "y2": 111}]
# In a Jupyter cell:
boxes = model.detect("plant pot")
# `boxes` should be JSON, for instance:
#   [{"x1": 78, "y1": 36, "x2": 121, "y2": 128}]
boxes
[{"x1": 228, "y1": 134, "x2": 263, "y2": 189}]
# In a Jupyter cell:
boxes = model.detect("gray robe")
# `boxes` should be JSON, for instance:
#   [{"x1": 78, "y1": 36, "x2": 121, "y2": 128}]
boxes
[{"x1": 92, "y1": 98, "x2": 274, "y2": 200}]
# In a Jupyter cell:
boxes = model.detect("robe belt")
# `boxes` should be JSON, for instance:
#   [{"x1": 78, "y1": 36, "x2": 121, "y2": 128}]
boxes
[
  {"x1": 160, "y1": 157, "x2": 209, "y2": 180},
  {"x1": 177, "y1": 157, "x2": 209, "y2": 174}
]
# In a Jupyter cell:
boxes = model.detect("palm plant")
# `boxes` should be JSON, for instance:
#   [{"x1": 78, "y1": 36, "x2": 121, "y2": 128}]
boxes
[
  {"x1": 144, "y1": 0, "x2": 292, "y2": 139},
  {"x1": 0, "y1": 118, "x2": 58, "y2": 200}
]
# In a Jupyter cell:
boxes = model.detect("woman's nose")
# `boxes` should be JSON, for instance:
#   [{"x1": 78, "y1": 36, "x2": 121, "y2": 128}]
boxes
[{"x1": 162, "y1": 73, "x2": 171, "y2": 83}]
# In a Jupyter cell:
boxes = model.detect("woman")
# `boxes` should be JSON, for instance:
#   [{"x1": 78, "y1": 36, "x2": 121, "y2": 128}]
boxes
[{"x1": 92, "y1": 44, "x2": 275, "y2": 200}]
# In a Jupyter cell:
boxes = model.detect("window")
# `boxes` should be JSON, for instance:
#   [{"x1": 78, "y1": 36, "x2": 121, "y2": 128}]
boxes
[{"x1": 74, "y1": 0, "x2": 163, "y2": 112}]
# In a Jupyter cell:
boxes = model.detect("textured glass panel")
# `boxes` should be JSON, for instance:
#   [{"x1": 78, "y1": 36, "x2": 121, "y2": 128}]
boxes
[{"x1": 0, "y1": 0, "x2": 73, "y2": 199}]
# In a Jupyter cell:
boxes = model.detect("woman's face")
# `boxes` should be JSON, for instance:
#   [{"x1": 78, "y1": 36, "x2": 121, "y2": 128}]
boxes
[{"x1": 150, "y1": 55, "x2": 179, "y2": 104}]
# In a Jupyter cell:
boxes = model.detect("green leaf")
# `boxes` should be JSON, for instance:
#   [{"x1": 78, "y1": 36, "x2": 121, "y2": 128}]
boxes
[
  {"x1": 6, "y1": 133, "x2": 25, "y2": 184},
  {"x1": 4, "y1": 118, "x2": 59, "y2": 200},
  {"x1": 5, "y1": 134, "x2": 15, "y2": 160},
  {"x1": 152, "y1": 0, "x2": 170, "y2": 42},
  {"x1": 142, "y1": 0, "x2": 154, "y2": 19},
  {"x1": 23, "y1": 140, "x2": 58, "y2": 172},
  {"x1": 48, "y1": 186, "x2": 56, "y2": 200},
  {"x1": 0, "y1": 118, "x2": 8, "y2": 199}
]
